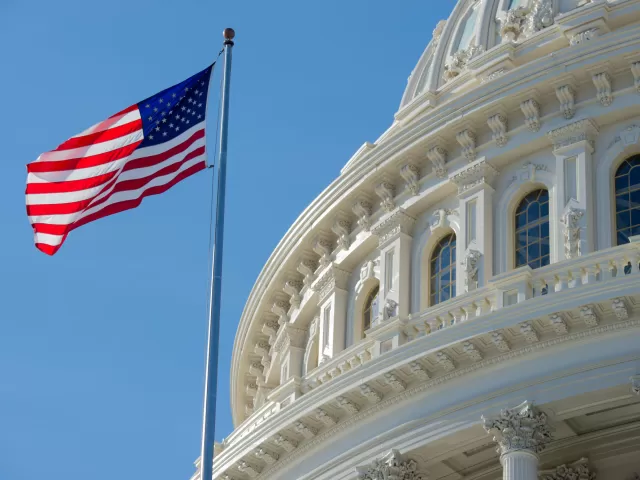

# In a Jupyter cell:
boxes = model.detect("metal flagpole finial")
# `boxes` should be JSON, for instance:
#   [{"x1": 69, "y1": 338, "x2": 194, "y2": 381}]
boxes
[{"x1": 223, "y1": 28, "x2": 235, "y2": 45}]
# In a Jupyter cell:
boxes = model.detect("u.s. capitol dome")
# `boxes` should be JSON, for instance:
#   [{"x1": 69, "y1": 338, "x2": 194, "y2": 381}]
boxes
[{"x1": 198, "y1": 1, "x2": 640, "y2": 479}]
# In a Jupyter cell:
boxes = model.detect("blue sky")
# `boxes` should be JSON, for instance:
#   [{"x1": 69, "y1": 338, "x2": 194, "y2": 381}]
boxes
[{"x1": 0, "y1": 1, "x2": 453, "y2": 479}]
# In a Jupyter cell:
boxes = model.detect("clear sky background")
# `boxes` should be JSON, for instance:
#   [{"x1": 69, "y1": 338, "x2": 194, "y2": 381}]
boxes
[{"x1": 0, "y1": 1, "x2": 454, "y2": 479}]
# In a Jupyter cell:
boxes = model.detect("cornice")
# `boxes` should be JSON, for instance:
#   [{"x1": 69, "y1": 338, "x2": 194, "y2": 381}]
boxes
[
  {"x1": 230, "y1": 24, "x2": 640, "y2": 426},
  {"x1": 252, "y1": 318, "x2": 640, "y2": 479},
  {"x1": 219, "y1": 275, "x2": 640, "y2": 475}
]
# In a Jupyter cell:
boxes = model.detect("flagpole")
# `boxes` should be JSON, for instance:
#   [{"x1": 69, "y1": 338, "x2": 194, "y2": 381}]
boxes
[{"x1": 201, "y1": 27, "x2": 234, "y2": 480}]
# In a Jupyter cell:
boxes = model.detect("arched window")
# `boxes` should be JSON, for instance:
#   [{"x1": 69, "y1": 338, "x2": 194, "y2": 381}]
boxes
[
  {"x1": 515, "y1": 189, "x2": 550, "y2": 269},
  {"x1": 614, "y1": 155, "x2": 640, "y2": 245},
  {"x1": 430, "y1": 234, "x2": 456, "y2": 306},
  {"x1": 456, "y1": 6, "x2": 479, "y2": 51},
  {"x1": 362, "y1": 285, "x2": 379, "y2": 332}
]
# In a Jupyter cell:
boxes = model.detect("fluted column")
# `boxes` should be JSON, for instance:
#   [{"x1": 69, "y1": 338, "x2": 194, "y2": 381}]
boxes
[{"x1": 482, "y1": 401, "x2": 552, "y2": 480}]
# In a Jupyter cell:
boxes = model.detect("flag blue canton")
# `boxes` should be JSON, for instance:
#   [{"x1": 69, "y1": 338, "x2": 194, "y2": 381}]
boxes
[{"x1": 137, "y1": 65, "x2": 213, "y2": 148}]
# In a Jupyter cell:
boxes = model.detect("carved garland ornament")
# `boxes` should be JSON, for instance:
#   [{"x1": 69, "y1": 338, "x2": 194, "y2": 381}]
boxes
[{"x1": 356, "y1": 450, "x2": 425, "y2": 480}]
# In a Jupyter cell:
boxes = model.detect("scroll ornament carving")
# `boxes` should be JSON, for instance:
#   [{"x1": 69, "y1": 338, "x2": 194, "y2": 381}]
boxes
[
  {"x1": 520, "y1": 98, "x2": 541, "y2": 132},
  {"x1": 592, "y1": 72, "x2": 612, "y2": 107},
  {"x1": 297, "y1": 258, "x2": 318, "y2": 287},
  {"x1": 556, "y1": 85, "x2": 576, "y2": 120},
  {"x1": 356, "y1": 450, "x2": 425, "y2": 480},
  {"x1": 427, "y1": 146, "x2": 448, "y2": 178},
  {"x1": 540, "y1": 458, "x2": 596, "y2": 480},
  {"x1": 488, "y1": 114, "x2": 508, "y2": 147},
  {"x1": 313, "y1": 236, "x2": 333, "y2": 268},
  {"x1": 283, "y1": 279, "x2": 303, "y2": 309},
  {"x1": 375, "y1": 181, "x2": 396, "y2": 213},
  {"x1": 482, "y1": 401, "x2": 552, "y2": 455},
  {"x1": 456, "y1": 129, "x2": 477, "y2": 161},
  {"x1": 443, "y1": 43, "x2": 485, "y2": 82},
  {"x1": 332, "y1": 217, "x2": 352, "y2": 251},
  {"x1": 400, "y1": 163, "x2": 421, "y2": 195},
  {"x1": 462, "y1": 249, "x2": 482, "y2": 290},
  {"x1": 631, "y1": 375, "x2": 640, "y2": 396},
  {"x1": 352, "y1": 198, "x2": 373, "y2": 231},
  {"x1": 561, "y1": 208, "x2": 584, "y2": 259}
]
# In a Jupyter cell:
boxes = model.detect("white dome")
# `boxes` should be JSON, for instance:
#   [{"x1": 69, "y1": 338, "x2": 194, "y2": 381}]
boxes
[{"x1": 199, "y1": 1, "x2": 640, "y2": 479}]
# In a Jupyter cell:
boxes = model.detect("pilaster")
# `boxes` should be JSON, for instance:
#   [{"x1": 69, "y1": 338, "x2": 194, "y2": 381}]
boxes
[
  {"x1": 450, "y1": 158, "x2": 499, "y2": 292},
  {"x1": 371, "y1": 209, "x2": 416, "y2": 320},
  {"x1": 311, "y1": 264, "x2": 350, "y2": 363},
  {"x1": 547, "y1": 119, "x2": 599, "y2": 257}
]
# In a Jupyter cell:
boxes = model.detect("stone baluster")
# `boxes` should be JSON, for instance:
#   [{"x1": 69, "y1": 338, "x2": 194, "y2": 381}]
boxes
[{"x1": 483, "y1": 401, "x2": 552, "y2": 480}]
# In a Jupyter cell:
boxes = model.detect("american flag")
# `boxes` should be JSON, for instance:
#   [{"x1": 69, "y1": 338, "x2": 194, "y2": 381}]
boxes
[{"x1": 26, "y1": 64, "x2": 214, "y2": 255}]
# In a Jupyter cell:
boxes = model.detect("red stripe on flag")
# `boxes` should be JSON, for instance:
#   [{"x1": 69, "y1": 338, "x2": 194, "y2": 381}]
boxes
[
  {"x1": 32, "y1": 161, "x2": 206, "y2": 256},
  {"x1": 122, "y1": 129, "x2": 204, "y2": 173},
  {"x1": 26, "y1": 146, "x2": 205, "y2": 217},
  {"x1": 27, "y1": 141, "x2": 142, "y2": 173},
  {"x1": 26, "y1": 171, "x2": 118, "y2": 194},
  {"x1": 55, "y1": 119, "x2": 143, "y2": 151}
]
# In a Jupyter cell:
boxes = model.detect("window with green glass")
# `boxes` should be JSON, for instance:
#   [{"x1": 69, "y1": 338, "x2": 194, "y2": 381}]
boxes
[
  {"x1": 430, "y1": 234, "x2": 456, "y2": 306},
  {"x1": 515, "y1": 189, "x2": 550, "y2": 269}
]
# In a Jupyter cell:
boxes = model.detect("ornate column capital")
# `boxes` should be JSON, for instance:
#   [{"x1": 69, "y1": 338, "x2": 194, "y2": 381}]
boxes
[
  {"x1": 449, "y1": 158, "x2": 499, "y2": 196},
  {"x1": 547, "y1": 118, "x2": 599, "y2": 153},
  {"x1": 371, "y1": 208, "x2": 416, "y2": 248},
  {"x1": 540, "y1": 458, "x2": 596, "y2": 480},
  {"x1": 356, "y1": 450, "x2": 425, "y2": 480},
  {"x1": 482, "y1": 401, "x2": 552, "y2": 456}
]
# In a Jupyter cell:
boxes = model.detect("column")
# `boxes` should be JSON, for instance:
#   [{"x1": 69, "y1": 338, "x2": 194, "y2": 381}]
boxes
[
  {"x1": 371, "y1": 208, "x2": 416, "y2": 320},
  {"x1": 547, "y1": 119, "x2": 599, "y2": 258},
  {"x1": 450, "y1": 158, "x2": 499, "y2": 293},
  {"x1": 311, "y1": 264, "x2": 349, "y2": 363},
  {"x1": 483, "y1": 401, "x2": 552, "y2": 480}
]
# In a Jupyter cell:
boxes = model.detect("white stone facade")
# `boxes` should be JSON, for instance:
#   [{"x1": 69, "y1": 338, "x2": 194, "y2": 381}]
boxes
[{"x1": 195, "y1": 1, "x2": 640, "y2": 479}]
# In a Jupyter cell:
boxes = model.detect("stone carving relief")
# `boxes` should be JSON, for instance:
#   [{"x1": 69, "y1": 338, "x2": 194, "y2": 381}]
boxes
[
  {"x1": 353, "y1": 197, "x2": 373, "y2": 232},
  {"x1": 443, "y1": 43, "x2": 485, "y2": 82},
  {"x1": 526, "y1": 0, "x2": 554, "y2": 35},
  {"x1": 570, "y1": 28, "x2": 599, "y2": 46},
  {"x1": 355, "y1": 258, "x2": 380, "y2": 295},
  {"x1": 561, "y1": 207, "x2": 584, "y2": 259},
  {"x1": 497, "y1": 0, "x2": 554, "y2": 43},
  {"x1": 540, "y1": 458, "x2": 596, "y2": 480},
  {"x1": 356, "y1": 450, "x2": 425, "y2": 480},
  {"x1": 520, "y1": 98, "x2": 541, "y2": 132},
  {"x1": 482, "y1": 401, "x2": 552, "y2": 455},
  {"x1": 462, "y1": 249, "x2": 482, "y2": 291},
  {"x1": 384, "y1": 299, "x2": 398, "y2": 320},
  {"x1": 450, "y1": 160, "x2": 499, "y2": 194},
  {"x1": 631, "y1": 375, "x2": 640, "y2": 396},
  {"x1": 631, "y1": 62, "x2": 640, "y2": 93},
  {"x1": 430, "y1": 208, "x2": 458, "y2": 232},
  {"x1": 400, "y1": 163, "x2": 421, "y2": 196},
  {"x1": 332, "y1": 215, "x2": 352, "y2": 251},
  {"x1": 497, "y1": 6, "x2": 530, "y2": 42},
  {"x1": 427, "y1": 145, "x2": 448, "y2": 178}
]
